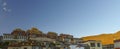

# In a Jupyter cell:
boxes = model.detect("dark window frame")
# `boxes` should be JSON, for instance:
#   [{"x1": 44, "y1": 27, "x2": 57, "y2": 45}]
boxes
[
  {"x1": 24, "y1": 47, "x2": 27, "y2": 49},
  {"x1": 90, "y1": 43, "x2": 95, "y2": 47},
  {"x1": 97, "y1": 43, "x2": 101, "y2": 47}
]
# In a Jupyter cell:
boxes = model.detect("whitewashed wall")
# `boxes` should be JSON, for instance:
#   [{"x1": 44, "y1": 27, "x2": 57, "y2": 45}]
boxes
[{"x1": 69, "y1": 45, "x2": 84, "y2": 49}]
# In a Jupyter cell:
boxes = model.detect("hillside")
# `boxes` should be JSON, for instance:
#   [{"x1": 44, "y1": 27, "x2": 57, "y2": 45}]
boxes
[{"x1": 82, "y1": 31, "x2": 120, "y2": 45}]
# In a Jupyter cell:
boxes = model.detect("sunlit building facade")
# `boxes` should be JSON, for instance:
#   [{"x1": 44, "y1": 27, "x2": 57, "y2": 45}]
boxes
[{"x1": 84, "y1": 40, "x2": 102, "y2": 49}]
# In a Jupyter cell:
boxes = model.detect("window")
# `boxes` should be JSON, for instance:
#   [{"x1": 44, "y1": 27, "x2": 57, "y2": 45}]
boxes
[
  {"x1": 90, "y1": 43, "x2": 95, "y2": 47},
  {"x1": 24, "y1": 47, "x2": 27, "y2": 49},
  {"x1": 97, "y1": 43, "x2": 101, "y2": 47}
]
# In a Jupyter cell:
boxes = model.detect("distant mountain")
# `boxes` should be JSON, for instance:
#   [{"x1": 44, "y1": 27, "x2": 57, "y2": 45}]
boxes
[{"x1": 82, "y1": 31, "x2": 120, "y2": 45}]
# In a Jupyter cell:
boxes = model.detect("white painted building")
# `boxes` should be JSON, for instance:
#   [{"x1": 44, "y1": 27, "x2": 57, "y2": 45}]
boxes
[
  {"x1": 84, "y1": 40, "x2": 102, "y2": 49},
  {"x1": 3, "y1": 33, "x2": 28, "y2": 42},
  {"x1": 102, "y1": 44, "x2": 114, "y2": 49},
  {"x1": 69, "y1": 45, "x2": 85, "y2": 49},
  {"x1": 3, "y1": 34, "x2": 14, "y2": 41}
]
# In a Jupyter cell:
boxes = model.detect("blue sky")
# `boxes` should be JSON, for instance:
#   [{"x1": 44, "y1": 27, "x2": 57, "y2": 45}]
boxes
[{"x1": 0, "y1": 0, "x2": 120, "y2": 38}]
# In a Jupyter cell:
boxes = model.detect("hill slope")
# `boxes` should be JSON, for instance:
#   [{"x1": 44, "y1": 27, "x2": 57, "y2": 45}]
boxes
[{"x1": 82, "y1": 31, "x2": 120, "y2": 45}]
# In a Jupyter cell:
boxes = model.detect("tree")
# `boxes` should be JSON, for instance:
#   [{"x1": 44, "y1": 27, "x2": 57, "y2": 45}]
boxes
[
  {"x1": 49, "y1": 42, "x2": 55, "y2": 47},
  {"x1": 3, "y1": 42, "x2": 9, "y2": 46}
]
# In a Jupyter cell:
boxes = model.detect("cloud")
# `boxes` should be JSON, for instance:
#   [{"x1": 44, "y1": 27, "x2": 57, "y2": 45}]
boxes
[
  {"x1": 3, "y1": 2, "x2": 7, "y2": 6},
  {"x1": 3, "y1": 7, "x2": 7, "y2": 11},
  {"x1": 2, "y1": 2, "x2": 11, "y2": 12},
  {"x1": 3, "y1": 2, "x2": 7, "y2": 12},
  {"x1": 3, "y1": 7, "x2": 11, "y2": 12}
]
